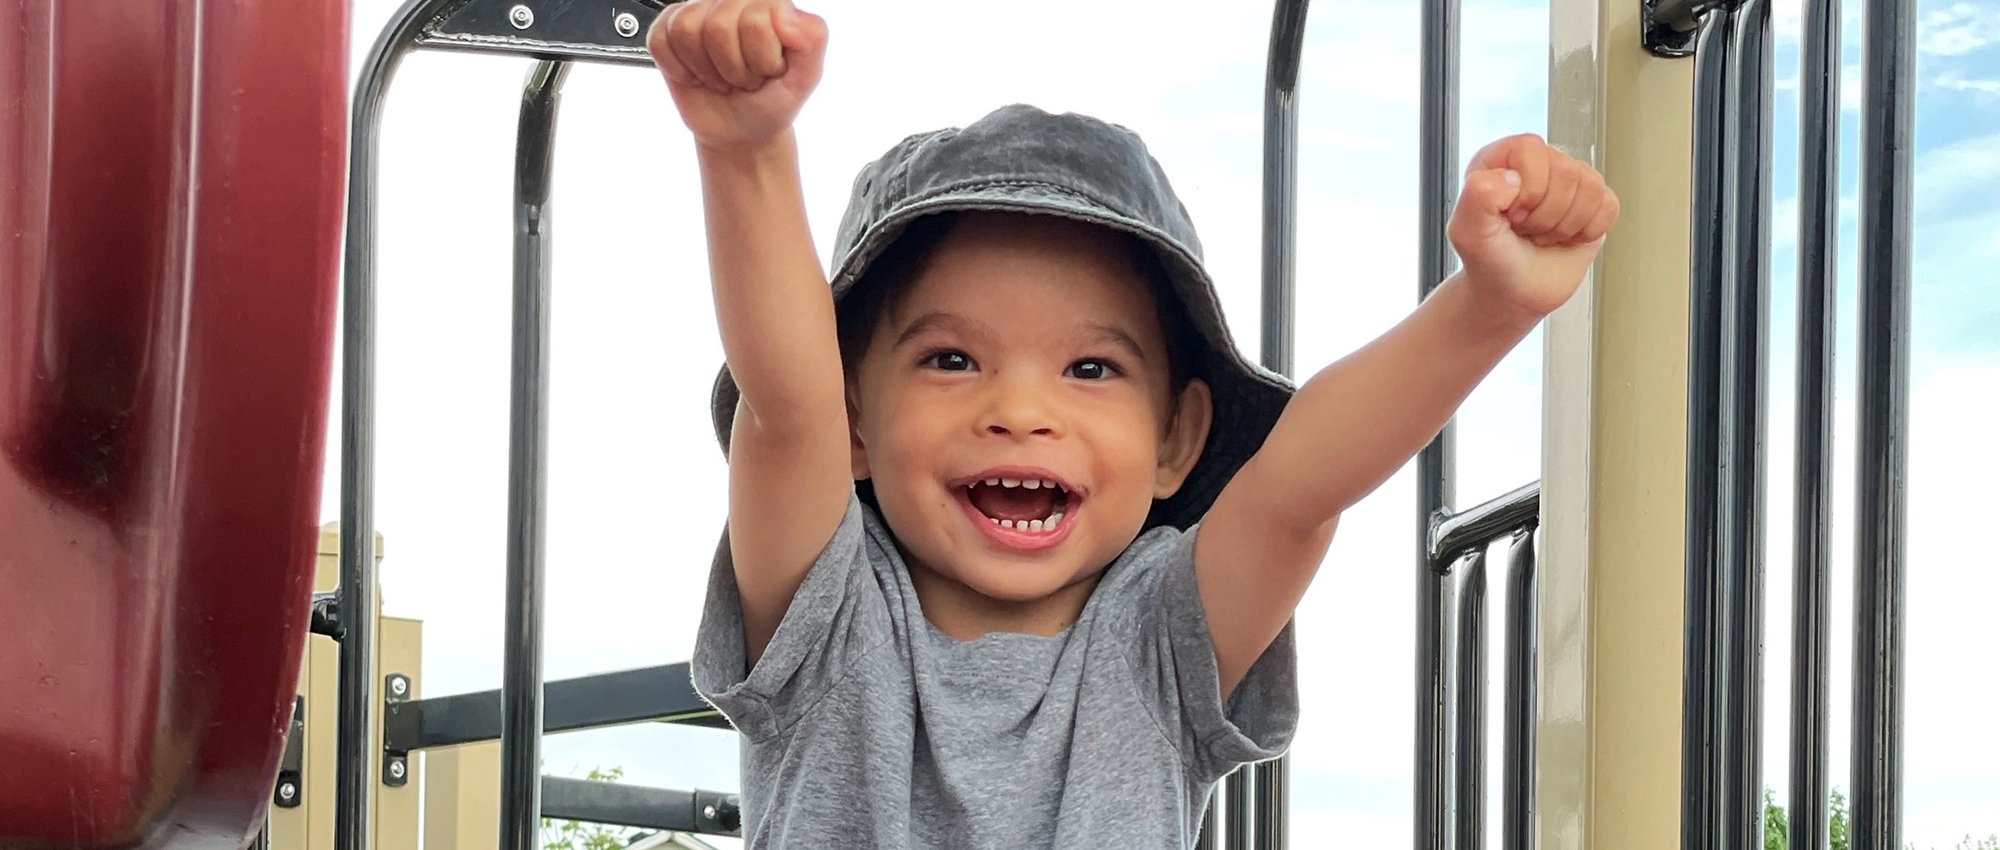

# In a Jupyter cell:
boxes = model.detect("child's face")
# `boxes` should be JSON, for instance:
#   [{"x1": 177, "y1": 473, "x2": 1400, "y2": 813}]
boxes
[{"x1": 847, "y1": 213, "x2": 1210, "y2": 611}]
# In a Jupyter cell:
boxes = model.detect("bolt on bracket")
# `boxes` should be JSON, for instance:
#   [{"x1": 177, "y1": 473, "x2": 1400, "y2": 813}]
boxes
[
  {"x1": 382, "y1": 673, "x2": 413, "y2": 787},
  {"x1": 273, "y1": 696, "x2": 306, "y2": 808}
]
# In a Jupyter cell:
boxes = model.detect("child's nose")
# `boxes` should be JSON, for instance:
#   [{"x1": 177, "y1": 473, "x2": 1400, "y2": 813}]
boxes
[{"x1": 982, "y1": 378, "x2": 1061, "y2": 438}]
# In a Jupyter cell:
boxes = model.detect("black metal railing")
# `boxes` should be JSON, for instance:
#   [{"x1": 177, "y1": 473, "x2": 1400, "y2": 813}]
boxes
[
  {"x1": 1199, "y1": 3, "x2": 1312, "y2": 849},
  {"x1": 334, "y1": 3, "x2": 696, "y2": 850},
  {"x1": 1417, "y1": 483, "x2": 1541, "y2": 850},
  {"x1": 1651, "y1": 0, "x2": 1913, "y2": 842}
]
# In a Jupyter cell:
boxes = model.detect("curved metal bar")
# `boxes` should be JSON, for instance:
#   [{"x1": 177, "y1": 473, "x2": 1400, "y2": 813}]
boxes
[
  {"x1": 1787, "y1": 0, "x2": 1840, "y2": 841},
  {"x1": 1679, "y1": 8, "x2": 1734, "y2": 849},
  {"x1": 1499, "y1": 530, "x2": 1536, "y2": 850},
  {"x1": 1721, "y1": 3, "x2": 1774, "y2": 846},
  {"x1": 1451, "y1": 552, "x2": 1488, "y2": 850},
  {"x1": 336, "y1": 3, "x2": 463, "y2": 849},
  {"x1": 1412, "y1": 0, "x2": 1459, "y2": 836},
  {"x1": 1850, "y1": 0, "x2": 1915, "y2": 838},
  {"x1": 1247, "y1": 2, "x2": 1311, "y2": 847},
  {"x1": 1428, "y1": 481, "x2": 1540, "y2": 563},
  {"x1": 500, "y1": 57, "x2": 571, "y2": 850}
]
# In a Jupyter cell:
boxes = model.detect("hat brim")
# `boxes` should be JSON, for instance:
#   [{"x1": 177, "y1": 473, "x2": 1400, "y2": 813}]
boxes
[{"x1": 710, "y1": 183, "x2": 1293, "y2": 531}]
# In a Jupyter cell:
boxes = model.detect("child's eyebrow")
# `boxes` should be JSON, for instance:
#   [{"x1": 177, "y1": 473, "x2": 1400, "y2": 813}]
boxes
[
  {"x1": 1082, "y1": 323, "x2": 1149, "y2": 363},
  {"x1": 892, "y1": 310, "x2": 991, "y2": 348}
]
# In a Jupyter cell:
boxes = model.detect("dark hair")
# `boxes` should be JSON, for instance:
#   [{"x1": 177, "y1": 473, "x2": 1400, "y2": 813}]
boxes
[{"x1": 834, "y1": 212, "x2": 1205, "y2": 394}]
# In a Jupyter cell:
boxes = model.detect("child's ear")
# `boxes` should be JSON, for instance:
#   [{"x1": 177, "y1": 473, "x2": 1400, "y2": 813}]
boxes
[
  {"x1": 847, "y1": 382, "x2": 871, "y2": 482},
  {"x1": 1154, "y1": 378, "x2": 1213, "y2": 498}
]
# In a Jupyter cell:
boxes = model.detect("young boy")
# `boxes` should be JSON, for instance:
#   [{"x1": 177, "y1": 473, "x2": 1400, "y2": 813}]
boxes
[{"x1": 648, "y1": 2, "x2": 1618, "y2": 847}]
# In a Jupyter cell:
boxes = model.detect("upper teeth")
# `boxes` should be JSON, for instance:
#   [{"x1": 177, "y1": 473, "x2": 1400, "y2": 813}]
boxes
[{"x1": 979, "y1": 477, "x2": 1059, "y2": 490}]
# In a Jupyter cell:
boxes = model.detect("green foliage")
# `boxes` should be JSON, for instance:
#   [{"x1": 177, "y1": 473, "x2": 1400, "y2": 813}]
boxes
[
  {"x1": 540, "y1": 767, "x2": 638, "y2": 850},
  {"x1": 1829, "y1": 789, "x2": 1848, "y2": 850},
  {"x1": 1760, "y1": 787, "x2": 1993, "y2": 850},
  {"x1": 1766, "y1": 789, "x2": 1790, "y2": 850}
]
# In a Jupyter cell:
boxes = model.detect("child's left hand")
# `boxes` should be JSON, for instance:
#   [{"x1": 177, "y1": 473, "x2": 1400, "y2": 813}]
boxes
[{"x1": 1447, "y1": 134, "x2": 1619, "y2": 319}]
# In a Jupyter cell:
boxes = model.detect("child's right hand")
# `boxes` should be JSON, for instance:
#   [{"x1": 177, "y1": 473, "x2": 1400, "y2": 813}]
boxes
[{"x1": 647, "y1": 0, "x2": 827, "y2": 152}]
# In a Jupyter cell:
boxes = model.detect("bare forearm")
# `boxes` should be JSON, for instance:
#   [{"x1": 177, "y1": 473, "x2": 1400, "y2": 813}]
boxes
[
  {"x1": 1247, "y1": 271, "x2": 1541, "y2": 529},
  {"x1": 696, "y1": 130, "x2": 844, "y2": 432}
]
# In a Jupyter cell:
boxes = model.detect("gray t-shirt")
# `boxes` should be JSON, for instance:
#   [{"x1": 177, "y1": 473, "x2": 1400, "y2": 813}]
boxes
[{"x1": 692, "y1": 494, "x2": 1299, "y2": 849}]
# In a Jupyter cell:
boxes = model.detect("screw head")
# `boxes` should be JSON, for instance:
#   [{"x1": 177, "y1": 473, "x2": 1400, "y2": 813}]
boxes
[
  {"x1": 388, "y1": 760, "x2": 407, "y2": 779},
  {"x1": 703, "y1": 805, "x2": 717, "y2": 820},
  {"x1": 509, "y1": 4, "x2": 533, "y2": 28},
  {"x1": 390, "y1": 676, "x2": 408, "y2": 696},
  {"x1": 278, "y1": 782, "x2": 298, "y2": 802},
  {"x1": 614, "y1": 12, "x2": 640, "y2": 37}
]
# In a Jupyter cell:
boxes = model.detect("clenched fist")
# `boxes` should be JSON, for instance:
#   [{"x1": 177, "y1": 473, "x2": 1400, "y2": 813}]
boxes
[
  {"x1": 647, "y1": 0, "x2": 828, "y2": 151},
  {"x1": 1448, "y1": 134, "x2": 1620, "y2": 319}
]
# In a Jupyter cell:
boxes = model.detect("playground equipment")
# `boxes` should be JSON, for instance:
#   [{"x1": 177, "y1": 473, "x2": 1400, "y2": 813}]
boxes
[{"x1": 1, "y1": 0, "x2": 1915, "y2": 845}]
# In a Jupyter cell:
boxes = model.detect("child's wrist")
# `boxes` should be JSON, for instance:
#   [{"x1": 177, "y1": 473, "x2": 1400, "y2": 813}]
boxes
[
  {"x1": 1446, "y1": 271, "x2": 1548, "y2": 339},
  {"x1": 695, "y1": 130, "x2": 799, "y2": 181}
]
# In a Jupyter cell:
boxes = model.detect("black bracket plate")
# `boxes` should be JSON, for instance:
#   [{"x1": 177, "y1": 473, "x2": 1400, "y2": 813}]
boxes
[
  {"x1": 382, "y1": 673, "x2": 413, "y2": 787},
  {"x1": 309, "y1": 590, "x2": 341, "y2": 639},
  {"x1": 415, "y1": 0, "x2": 678, "y2": 66},
  {"x1": 273, "y1": 696, "x2": 305, "y2": 808},
  {"x1": 1642, "y1": 0, "x2": 1738, "y2": 57}
]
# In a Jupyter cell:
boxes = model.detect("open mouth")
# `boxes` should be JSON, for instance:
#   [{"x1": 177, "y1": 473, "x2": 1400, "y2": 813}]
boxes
[{"x1": 961, "y1": 475, "x2": 1075, "y2": 534}]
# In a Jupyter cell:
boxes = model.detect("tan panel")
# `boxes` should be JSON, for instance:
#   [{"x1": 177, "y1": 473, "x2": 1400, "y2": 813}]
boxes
[
  {"x1": 276, "y1": 523, "x2": 389, "y2": 850},
  {"x1": 1540, "y1": 7, "x2": 1694, "y2": 850},
  {"x1": 375, "y1": 616, "x2": 423, "y2": 850},
  {"x1": 424, "y1": 743, "x2": 502, "y2": 850}
]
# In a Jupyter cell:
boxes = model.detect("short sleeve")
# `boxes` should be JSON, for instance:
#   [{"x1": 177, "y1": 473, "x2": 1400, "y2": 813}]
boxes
[
  {"x1": 1120, "y1": 525, "x2": 1300, "y2": 785},
  {"x1": 690, "y1": 494, "x2": 893, "y2": 743}
]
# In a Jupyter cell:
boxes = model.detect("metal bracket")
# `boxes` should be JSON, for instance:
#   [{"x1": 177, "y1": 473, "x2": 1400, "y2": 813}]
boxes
[
  {"x1": 309, "y1": 590, "x2": 341, "y2": 639},
  {"x1": 273, "y1": 696, "x2": 306, "y2": 808},
  {"x1": 382, "y1": 674, "x2": 413, "y2": 787},
  {"x1": 1641, "y1": 0, "x2": 1733, "y2": 56},
  {"x1": 414, "y1": 0, "x2": 677, "y2": 66},
  {"x1": 694, "y1": 790, "x2": 741, "y2": 835}
]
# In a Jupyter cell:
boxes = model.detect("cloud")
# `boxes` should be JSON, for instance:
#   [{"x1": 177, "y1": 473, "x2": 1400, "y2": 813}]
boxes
[
  {"x1": 1918, "y1": 1, "x2": 2000, "y2": 56},
  {"x1": 1932, "y1": 71, "x2": 2000, "y2": 93}
]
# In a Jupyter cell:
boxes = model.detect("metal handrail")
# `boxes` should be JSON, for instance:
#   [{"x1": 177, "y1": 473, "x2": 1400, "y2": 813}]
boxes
[
  {"x1": 1418, "y1": 483, "x2": 1540, "y2": 850},
  {"x1": 1850, "y1": 0, "x2": 1916, "y2": 838},
  {"x1": 335, "y1": 4, "x2": 674, "y2": 850}
]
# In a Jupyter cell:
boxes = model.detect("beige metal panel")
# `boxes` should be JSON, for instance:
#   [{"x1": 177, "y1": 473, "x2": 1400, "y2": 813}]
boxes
[
  {"x1": 376, "y1": 616, "x2": 423, "y2": 850},
  {"x1": 1540, "y1": 7, "x2": 1695, "y2": 850},
  {"x1": 275, "y1": 523, "x2": 388, "y2": 850},
  {"x1": 424, "y1": 743, "x2": 502, "y2": 850}
]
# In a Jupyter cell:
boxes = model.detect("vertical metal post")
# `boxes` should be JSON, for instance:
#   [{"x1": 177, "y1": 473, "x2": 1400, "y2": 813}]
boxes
[
  {"x1": 1850, "y1": 0, "x2": 1914, "y2": 839},
  {"x1": 1451, "y1": 554, "x2": 1488, "y2": 850},
  {"x1": 1499, "y1": 530, "x2": 1536, "y2": 850},
  {"x1": 499, "y1": 58, "x2": 570, "y2": 850},
  {"x1": 1723, "y1": 4, "x2": 1773, "y2": 848},
  {"x1": 1680, "y1": 10, "x2": 1733, "y2": 850},
  {"x1": 1253, "y1": 2, "x2": 1310, "y2": 848},
  {"x1": 1419, "y1": 558, "x2": 1463, "y2": 850},
  {"x1": 1413, "y1": 0, "x2": 1458, "y2": 837},
  {"x1": 335, "y1": 4, "x2": 440, "y2": 850},
  {"x1": 1788, "y1": 0, "x2": 1839, "y2": 844},
  {"x1": 1225, "y1": 770, "x2": 1255, "y2": 850}
]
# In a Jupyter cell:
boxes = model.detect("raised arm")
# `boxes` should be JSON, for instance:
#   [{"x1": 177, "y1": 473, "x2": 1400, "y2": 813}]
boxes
[
  {"x1": 649, "y1": 0, "x2": 844, "y2": 664},
  {"x1": 1195, "y1": 135, "x2": 1620, "y2": 696}
]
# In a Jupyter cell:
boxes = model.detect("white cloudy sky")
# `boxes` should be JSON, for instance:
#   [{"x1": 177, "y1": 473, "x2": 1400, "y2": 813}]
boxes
[{"x1": 329, "y1": 0, "x2": 1999, "y2": 847}]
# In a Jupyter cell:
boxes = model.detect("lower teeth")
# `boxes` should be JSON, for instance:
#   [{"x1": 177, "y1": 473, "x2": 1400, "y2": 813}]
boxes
[{"x1": 993, "y1": 513, "x2": 1064, "y2": 533}]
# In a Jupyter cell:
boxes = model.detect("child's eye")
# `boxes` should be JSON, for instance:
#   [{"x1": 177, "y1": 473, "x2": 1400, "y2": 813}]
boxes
[
  {"x1": 1066, "y1": 359, "x2": 1116, "y2": 381},
  {"x1": 924, "y1": 350, "x2": 974, "y2": 371}
]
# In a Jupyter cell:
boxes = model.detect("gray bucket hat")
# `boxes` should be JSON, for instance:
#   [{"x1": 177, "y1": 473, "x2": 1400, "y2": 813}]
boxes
[{"x1": 710, "y1": 103, "x2": 1293, "y2": 531}]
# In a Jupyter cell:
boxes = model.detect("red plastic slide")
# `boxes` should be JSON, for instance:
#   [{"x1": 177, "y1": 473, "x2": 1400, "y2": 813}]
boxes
[{"x1": 0, "y1": 0, "x2": 348, "y2": 848}]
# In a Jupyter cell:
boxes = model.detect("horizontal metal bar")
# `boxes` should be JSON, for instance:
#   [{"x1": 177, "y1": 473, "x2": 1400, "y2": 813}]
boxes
[
  {"x1": 541, "y1": 776, "x2": 740, "y2": 836},
  {"x1": 1428, "y1": 481, "x2": 1541, "y2": 564},
  {"x1": 414, "y1": 0, "x2": 674, "y2": 66},
  {"x1": 381, "y1": 663, "x2": 726, "y2": 751}
]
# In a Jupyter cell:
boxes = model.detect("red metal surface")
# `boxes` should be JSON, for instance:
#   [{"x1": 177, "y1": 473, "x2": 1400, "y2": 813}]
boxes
[{"x1": 0, "y1": 0, "x2": 348, "y2": 847}]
